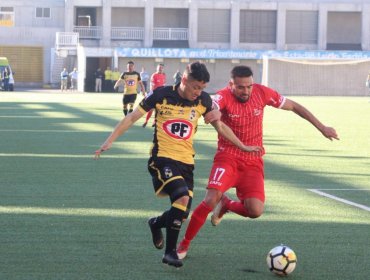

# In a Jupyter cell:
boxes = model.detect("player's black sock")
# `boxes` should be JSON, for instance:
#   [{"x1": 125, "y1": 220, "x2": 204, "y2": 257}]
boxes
[
  {"x1": 183, "y1": 196, "x2": 193, "y2": 220},
  {"x1": 165, "y1": 206, "x2": 184, "y2": 254},
  {"x1": 123, "y1": 109, "x2": 128, "y2": 115}
]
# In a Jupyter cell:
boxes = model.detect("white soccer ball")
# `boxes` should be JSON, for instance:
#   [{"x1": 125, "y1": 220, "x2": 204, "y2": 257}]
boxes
[{"x1": 266, "y1": 245, "x2": 297, "y2": 276}]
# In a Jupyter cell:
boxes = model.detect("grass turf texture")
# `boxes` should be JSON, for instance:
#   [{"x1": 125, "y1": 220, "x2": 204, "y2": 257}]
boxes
[{"x1": 0, "y1": 92, "x2": 369, "y2": 280}]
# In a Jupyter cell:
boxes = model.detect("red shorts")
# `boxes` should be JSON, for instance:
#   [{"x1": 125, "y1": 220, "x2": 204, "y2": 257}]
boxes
[{"x1": 207, "y1": 154, "x2": 265, "y2": 202}]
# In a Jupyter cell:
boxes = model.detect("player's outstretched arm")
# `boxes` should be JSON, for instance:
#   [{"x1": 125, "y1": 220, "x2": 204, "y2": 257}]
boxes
[
  {"x1": 113, "y1": 79, "x2": 122, "y2": 91},
  {"x1": 94, "y1": 109, "x2": 144, "y2": 159},
  {"x1": 203, "y1": 109, "x2": 221, "y2": 124},
  {"x1": 281, "y1": 99, "x2": 339, "y2": 141}
]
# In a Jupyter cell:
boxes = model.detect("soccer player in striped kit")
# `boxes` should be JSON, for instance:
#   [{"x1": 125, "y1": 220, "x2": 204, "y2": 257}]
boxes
[{"x1": 177, "y1": 65, "x2": 339, "y2": 259}]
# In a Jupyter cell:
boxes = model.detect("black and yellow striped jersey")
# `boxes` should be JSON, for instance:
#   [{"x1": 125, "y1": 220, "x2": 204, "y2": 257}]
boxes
[
  {"x1": 138, "y1": 85, "x2": 213, "y2": 165},
  {"x1": 120, "y1": 71, "x2": 141, "y2": 95}
]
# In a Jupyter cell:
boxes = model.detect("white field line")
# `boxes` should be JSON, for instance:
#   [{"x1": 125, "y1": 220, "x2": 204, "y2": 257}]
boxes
[
  {"x1": 307, "y1": 189, "x2": 370, "y2": 212},
  {"x1": 0, "y1": 205, "x2": 157, "y2": 218}
]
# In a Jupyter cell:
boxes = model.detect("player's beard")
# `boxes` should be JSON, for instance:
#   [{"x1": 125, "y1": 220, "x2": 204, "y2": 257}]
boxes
[{"x1": 236, "y1": 94, "x2": 250, "y2": 103}]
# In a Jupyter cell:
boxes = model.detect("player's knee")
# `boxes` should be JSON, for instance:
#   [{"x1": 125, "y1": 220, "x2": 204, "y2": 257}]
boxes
[
  {"x1": 204, "y1": 189, "x2": 223, "y2": 209},
  {"x1": 248, "y1": 207, "x2": 264, "y2": 219},
  {"x1": 203, "y1": 197, "x2": 217, "y2": 209},
  {"x1": 244, "y1": 198, "x2": 264, "y2": 218},
  {"x1": 169, "y1": 186, "x2": 189, "y2": 205},
  {"x1": 175, "y1": 195, "x2": 189, "y2": 206}
]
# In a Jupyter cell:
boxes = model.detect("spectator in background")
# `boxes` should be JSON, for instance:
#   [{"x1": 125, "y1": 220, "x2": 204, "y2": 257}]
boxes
[
  {"x1": 60, "y1": 68, "x2": 69, "y2": 92},
  {"x1": 104, "y1": 66, "x2": 113, "y2": 92},
  {"x1": 2, "y1": 67, "x2": 10, "y2": 91},
  {"x1": 366, "y1": 72, "x2": 370, "y2": 93},
  {"x1": 173, "y1": 69, "x2": 182, "y2": 85},
  {"x1": 95, "y1": 68, "x2": 104, "y2": 92},
  {"x1": 69, "y1": 68, "x2": 78, "y2": 92},
  {"x1": 112, "y1": 68, "x2": 121, "y2": 93},
  {"x1": 140, "y1": 67, "x2": 150, "y2": 95},
  {"x1": 142, "y1": 63, "x2": 166, "y2": 128}
]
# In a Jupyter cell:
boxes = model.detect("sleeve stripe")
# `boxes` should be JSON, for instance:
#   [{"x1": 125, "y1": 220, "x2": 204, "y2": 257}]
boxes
[{"x1": 278, "y1": 96, "x2": 287, "y2": 109}]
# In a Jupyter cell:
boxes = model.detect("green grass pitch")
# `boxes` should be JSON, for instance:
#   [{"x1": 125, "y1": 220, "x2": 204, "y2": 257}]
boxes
[{"x1": 0, "y1": 92, "x2": 369, "y2": 280}]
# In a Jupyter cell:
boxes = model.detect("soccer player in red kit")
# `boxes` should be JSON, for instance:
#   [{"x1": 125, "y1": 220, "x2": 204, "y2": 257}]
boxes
[
  {"x1": 177, "y1": 65, "x2": 339, "y2": 259},
  {"x1": 143, "y1": 63, "x2": 166, "y2": 127}
]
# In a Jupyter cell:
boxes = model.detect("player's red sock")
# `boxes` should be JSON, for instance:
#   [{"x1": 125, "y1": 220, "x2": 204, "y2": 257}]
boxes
[
  {"x1": 183, "y1": 201, "x2": 212, "y2": 243},
  {"x1": 227, "y1": 200, "x2": 249, "y2": 217},
  {"x1": 145, "y1": 109, "x2": 153, "y2": 123}
]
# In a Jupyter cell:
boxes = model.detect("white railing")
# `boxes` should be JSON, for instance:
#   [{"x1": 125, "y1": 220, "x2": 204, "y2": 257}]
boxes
[
  {"x1": 73, "y1": 26, "x2": 102, "y2": 39},
  {"x1": 62, "y1": 27, "x2": 188, "y2": 42},
  {"x1": 153, "y1": 28, "x2": 188, "y2": 40},
  {"x1": 111, "y1": 27, "x2": 144, "y2": 40},
  {"x1": 55, "y1": 32, "x2": 79, "y2": 49}
]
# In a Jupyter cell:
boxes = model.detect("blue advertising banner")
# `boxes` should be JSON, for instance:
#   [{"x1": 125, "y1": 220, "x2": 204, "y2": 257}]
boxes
[{"x1": 115, "y1": 48, "x2": 370, "y2": 60}]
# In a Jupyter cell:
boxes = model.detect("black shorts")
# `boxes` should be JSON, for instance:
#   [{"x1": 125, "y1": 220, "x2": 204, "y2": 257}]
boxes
[
  {"x1": 123, "y1": 94, "x2": 137, "y2": 105},
  {"x1": 148, "y1": 156, "x2": 194, "y2": 198}
]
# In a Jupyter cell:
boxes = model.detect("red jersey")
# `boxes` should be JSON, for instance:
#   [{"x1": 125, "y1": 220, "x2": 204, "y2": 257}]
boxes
[
  {"x1": 151, "y1": 72, "x2": 166, "y2": 90},
  {"x1": 213, "y1": 84, "x2": 286, "y2": 160}
]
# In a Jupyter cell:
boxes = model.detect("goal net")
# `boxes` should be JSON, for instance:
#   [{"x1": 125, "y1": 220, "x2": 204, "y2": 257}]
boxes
[{"x1": 261, "y1": 56, "x2": 370, "y2": 96}]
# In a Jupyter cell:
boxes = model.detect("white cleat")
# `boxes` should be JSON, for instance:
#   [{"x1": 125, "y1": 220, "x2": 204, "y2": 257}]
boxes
[{"x1": 177, "y1": 240, "x2": 190, "y2": 260}]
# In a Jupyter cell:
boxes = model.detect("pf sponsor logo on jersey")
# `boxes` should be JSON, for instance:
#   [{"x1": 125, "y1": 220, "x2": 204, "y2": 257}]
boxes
[{"x1": 163, "y1": 119, "x2": 193, "y2": 140}]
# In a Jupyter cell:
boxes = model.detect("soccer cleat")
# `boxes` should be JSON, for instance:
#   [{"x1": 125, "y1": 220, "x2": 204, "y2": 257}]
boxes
[
  {"x1": 148, "y1": 217, "x2": 164, "y2": 249},
  {"x1": 162, "y1": 251, "x2": 183, "y2": 268},
  {"x1": 211, "y1": 194, "x2": 230, "y2": 226},
  {"x1": 177, "y1": 239, "x2": 190, "y2": 260},
  {"x1": 142, "y1": 122, "x2": 147, "y2": 128}
]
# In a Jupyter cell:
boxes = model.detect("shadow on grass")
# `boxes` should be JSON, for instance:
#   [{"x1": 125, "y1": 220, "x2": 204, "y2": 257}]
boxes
[
  {"x1": 0, "y1": 100, "x2": 368, "y2": 210},
  {"x1": 0, "y1": 98, "x2": 369, "y2": 280}
]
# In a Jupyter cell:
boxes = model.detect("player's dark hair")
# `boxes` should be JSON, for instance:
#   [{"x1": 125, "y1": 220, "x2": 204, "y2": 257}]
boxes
[
  {"x1": 185, "y1": 61, "x2": 210, "y2": 83},
  {"x1": 231, "y1": 65, "x2": 253, "y2": 79}
]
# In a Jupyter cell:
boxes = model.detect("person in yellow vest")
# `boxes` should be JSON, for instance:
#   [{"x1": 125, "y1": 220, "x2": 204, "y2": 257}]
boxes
[
  {"x1": 112, "y1": 68, "x2": 121, "y2": 93},
  {"x1": 104, "y1": 66, "x2": 113, "y2": 92}
]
